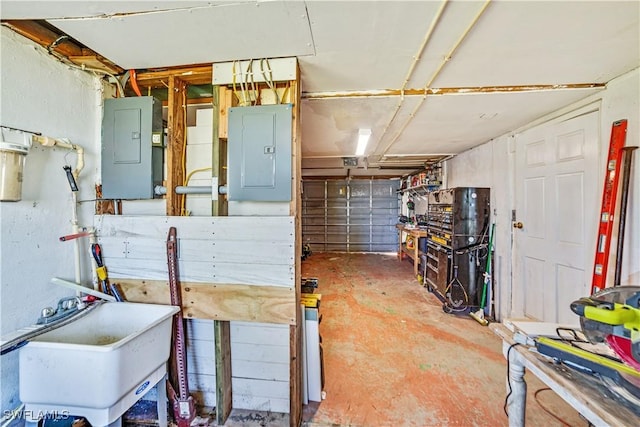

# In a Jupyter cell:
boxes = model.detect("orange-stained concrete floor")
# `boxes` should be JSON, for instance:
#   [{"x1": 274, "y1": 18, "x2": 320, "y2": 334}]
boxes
[{"x1": 301, "y1": 252, "x2": 584, "y2": 427}]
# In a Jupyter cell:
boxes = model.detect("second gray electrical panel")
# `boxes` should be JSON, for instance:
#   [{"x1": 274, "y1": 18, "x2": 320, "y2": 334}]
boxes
[
  {"x1": 228, "y1": 104, "x2": 292, "y2": 201},
  {"x1": 101, "y1": 96, "x2": 163, "y2": 199}
]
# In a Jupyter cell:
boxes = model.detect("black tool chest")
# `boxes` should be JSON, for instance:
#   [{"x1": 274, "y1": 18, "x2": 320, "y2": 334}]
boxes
[{"x1": 423, "y1": 187, "x2": 490, "y2": 310}]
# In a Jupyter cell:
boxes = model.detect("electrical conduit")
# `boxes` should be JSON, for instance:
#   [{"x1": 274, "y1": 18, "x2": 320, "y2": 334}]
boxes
[
  {"x1": 379, "y1": 0, "x2": 492, "y2": 159},
  {"x1": 372, "y1": 0, "x2": 449, "y2": 157},
  {"x1": 31, "y1": 135, "x2": 86, "y2": 290}
]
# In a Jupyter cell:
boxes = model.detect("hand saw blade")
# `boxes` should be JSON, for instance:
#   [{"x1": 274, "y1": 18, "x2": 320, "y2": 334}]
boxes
[{"x1": 580, "y1": 317, "x2": 615, "y2": 343}]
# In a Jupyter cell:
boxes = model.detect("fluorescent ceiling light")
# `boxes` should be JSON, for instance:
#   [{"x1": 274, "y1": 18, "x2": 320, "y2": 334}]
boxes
[{"x1": 355, "y1": 129, "x2": 371, "y2": 156}]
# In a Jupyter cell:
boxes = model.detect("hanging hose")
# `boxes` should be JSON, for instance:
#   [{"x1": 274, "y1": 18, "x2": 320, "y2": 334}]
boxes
[
  {"x1": 443, "y1": 265, "x2": 469, "y2": 313},
  {"x1": 480, "y1": 223, "x2": 496, "y2": 310}
]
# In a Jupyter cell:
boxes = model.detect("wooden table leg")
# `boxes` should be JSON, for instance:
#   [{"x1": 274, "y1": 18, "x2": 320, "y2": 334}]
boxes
[{"x1": 503, "y1": 341, "x2": 527, "y2": 427}]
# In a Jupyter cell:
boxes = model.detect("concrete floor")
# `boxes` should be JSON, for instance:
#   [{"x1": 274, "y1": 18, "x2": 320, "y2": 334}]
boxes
[{"x1": 301, "y1": 252, "x2": 585, "y2": 427}]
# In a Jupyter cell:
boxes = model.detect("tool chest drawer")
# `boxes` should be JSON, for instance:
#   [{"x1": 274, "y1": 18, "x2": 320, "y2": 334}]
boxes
[
  {"x1": 424, "y1": 242, "x2": 450, "y2": 294},
  {"x1": 424, "y1": 187, "x2": 490, "y2": 308}
]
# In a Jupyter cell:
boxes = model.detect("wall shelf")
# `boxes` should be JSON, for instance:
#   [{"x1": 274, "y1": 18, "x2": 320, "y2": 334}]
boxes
[{"x1": 398, "y1": 186, "x2": 440, "y2": 199}]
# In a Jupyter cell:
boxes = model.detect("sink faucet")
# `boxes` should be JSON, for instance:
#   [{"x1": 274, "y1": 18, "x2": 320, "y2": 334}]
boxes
[{"x1": 37, "y1": 296, "x2": 85, "y2": 325}]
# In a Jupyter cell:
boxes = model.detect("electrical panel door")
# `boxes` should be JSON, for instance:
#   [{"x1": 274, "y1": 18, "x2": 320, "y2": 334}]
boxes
[
  {"x1": 228, "y1": 104, "x2": 292, "y2": 201},
  {"x1": 102, "y1": 96, "x2": 163, "y2": 199}
]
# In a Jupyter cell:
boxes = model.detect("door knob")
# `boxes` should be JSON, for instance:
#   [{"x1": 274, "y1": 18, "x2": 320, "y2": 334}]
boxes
[{"x1": 513, "y1": 222, "x2": 524, "y2": 229}]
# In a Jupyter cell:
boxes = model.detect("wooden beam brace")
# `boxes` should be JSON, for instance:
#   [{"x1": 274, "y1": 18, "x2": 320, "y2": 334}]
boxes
[
  {"x1": 167, "y1": 76, "x2": 188, "y2": 216},
  {"x1": 135, "y1": 65, "x2": 213, "y2": 88},
  {"x1": 302, "y1": 83, "x2": 606, "y2": 99},
  {"x1": 114, "y1": 279, "x2": 296, "y2": 324}
]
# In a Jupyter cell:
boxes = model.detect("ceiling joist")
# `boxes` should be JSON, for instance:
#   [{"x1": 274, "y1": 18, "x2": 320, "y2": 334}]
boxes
[
  {"x1": 134, "y1": 65, "x2": 213, "y2": 89},
  {"x1": 2, "y1": 20, "x2": 123, "y2": 74}
]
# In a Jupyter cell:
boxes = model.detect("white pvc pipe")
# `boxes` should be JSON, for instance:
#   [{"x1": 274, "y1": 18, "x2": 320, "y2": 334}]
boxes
[
  {"x1": 379, "y1": 0, "x2": 492, "y2": 158},
  {"x1": 71, "y1": 192, "x2": 81, "y2": 295},
  {"x1": 31, "y1": 135, "x2": 85, "y2": 179},
  {"x1": 373, "y1": 0, "x2": 449, "y2": 155},
  {"x1": 31, "y1": 135, "x2": 87, "y2": 293},
  {"x1": 51, "y1": 278, "x2": 117, "y2": 302}
]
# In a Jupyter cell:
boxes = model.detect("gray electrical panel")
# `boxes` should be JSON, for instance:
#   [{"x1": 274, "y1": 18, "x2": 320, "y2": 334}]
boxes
[
  {"x1": 228, "y1": 104, "x2": 292, "y2": 201},
  {"x1": 101, "y1": 96, "x2": 163, "y2": 199}
]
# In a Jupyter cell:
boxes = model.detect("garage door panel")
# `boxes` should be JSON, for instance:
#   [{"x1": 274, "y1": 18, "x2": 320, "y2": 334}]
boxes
[{"x1": 302, "y1": 179, "x2": 400, "y2": 252}]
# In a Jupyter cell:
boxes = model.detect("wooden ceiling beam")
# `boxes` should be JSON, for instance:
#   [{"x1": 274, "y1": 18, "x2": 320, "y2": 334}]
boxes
[
  {"x1": 134, "y1": 65, "x2": 213, "y2": 88},
  {"x1": 302, "y1": 83, "x2": 606, "y2": 99},
  {"x1": 3, "y1": 20, "x2": 84, "y2": 56},
  {"x1": 2, "y1": 20, "x2": 123, "y2": 74}
]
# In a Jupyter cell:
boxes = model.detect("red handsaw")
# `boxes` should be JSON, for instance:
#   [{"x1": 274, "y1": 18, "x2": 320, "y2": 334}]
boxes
[{"x1": 166, "y1": 227, "x2": 196, "y2": 426}]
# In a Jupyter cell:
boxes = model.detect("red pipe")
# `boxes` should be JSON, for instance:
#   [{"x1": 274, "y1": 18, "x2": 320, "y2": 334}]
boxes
[{"x1": 59, "y1": 231, "x2": 92, "y2": 242}]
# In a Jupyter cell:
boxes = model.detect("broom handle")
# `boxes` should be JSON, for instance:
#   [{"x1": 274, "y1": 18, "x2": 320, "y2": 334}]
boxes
[{"x1": 480, "y1": 223, "x2": 496, "y2": 309}]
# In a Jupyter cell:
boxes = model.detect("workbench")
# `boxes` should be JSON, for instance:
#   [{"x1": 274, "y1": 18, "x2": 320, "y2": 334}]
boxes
[
  {"x1": 395, "y1": 224, "x2": 427, "y2": 276},
  {"x1": 490, "y1": 321, "x2": 640, "y2": 427}
]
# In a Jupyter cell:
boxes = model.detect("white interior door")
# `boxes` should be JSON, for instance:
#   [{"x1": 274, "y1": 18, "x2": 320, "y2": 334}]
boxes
[{"x1": 513, "y1": 110, "x2": 599, "y2": 323}]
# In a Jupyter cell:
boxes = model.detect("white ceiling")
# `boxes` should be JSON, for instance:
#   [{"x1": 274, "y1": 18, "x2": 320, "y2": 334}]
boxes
[{"x1": 2, "y1": 0, "x2": 639, "y2": 177}]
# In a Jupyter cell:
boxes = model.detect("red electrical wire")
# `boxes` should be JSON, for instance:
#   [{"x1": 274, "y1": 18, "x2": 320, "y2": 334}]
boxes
[
  {"x1": 130, "y1": 69, "x2": 142, "y2": 96},
  {"x1": 534, "y1": 388, "x2": 574, "y2": 426}
]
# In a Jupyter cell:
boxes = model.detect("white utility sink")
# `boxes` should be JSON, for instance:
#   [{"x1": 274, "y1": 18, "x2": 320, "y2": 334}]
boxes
[{"x1": 19, "y1": 301, "x2": 179, "y2": 426}]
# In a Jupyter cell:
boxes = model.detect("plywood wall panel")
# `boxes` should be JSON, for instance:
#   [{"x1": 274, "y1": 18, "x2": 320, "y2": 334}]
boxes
[{"x1": 95, "y1": 215, "x2": 294, "y2": 242}]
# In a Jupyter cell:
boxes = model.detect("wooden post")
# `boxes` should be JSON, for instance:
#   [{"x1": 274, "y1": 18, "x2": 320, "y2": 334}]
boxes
[
  {"x1": 213, "y1": 82, "x2": 232, "y2": 425},
  {"x1": 215, "y1": 320, "x2": 232, "y2": 424},
  {"x1": 212, "y1": 85, "x2": 229, "y2": 217},
  {"x1": 289, "y1": 68, "x2": 303, "y2": 427},
  {"x1": 167, "y1": 76, "x2": 187, "y2": 216}
]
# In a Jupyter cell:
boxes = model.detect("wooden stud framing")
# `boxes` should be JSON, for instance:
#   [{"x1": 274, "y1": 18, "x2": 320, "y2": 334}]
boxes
[
  {"x1": 212, "y1": 81, "x2": 231, "y2": 425},
  {"x1": 289, "y1": 66, "x2": 303, "y2": 427},
  {"x1": 218, "y1": 86, "x2": 237, "y2": 139},
  {"x1": 212, "y1": 86, "x2": 228, "y2": 217},
  {"x1": 167, "y1": 76, "x2": 188, "y2": 216},
  {"x1": 134, "y1": 65, "x2": 213, "y2": 88}
]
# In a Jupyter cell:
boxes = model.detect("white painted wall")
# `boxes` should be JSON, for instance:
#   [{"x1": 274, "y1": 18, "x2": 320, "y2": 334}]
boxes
[
  {"x1": 446, "y1": 68, "x2": 640, "y2": 320},
  {"x1": 599, "y1": 70, "x2": 640, "y2": 287},
  {"x1": 0, "y1": 27, "x2": 102, "y2": 410}
]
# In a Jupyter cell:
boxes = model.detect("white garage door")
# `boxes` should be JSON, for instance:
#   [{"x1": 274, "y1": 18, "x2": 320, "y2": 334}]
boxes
[{"x1": 302, "y1": 179, "x2": 400, "y2": 252}]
